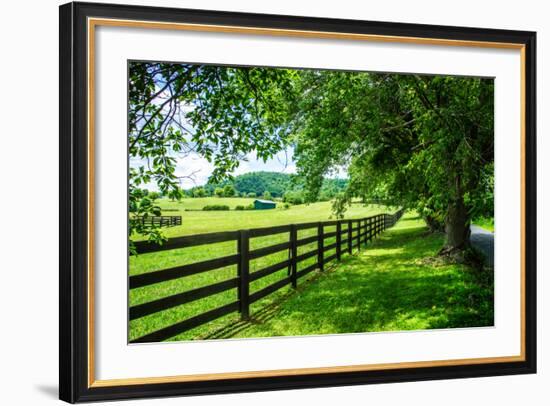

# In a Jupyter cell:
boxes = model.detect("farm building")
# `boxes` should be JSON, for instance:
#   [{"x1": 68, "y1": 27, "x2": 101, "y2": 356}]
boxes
[{"x1": 253, "y1": 199, "x2": 277, "y2": 210}]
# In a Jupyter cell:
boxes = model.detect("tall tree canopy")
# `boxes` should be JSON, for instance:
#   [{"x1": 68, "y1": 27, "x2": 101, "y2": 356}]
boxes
[
  {"x1": 128, "y1": 62, "x2": 494, "y2": 255},
  {"x1": 286, "y1": 71, "x2": 494, "y2": 253}
]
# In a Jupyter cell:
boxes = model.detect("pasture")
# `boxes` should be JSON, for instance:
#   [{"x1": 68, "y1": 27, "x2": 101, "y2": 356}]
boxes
[
  {"x1": 129, "y1": 199, "x2": 391, "y2": 341},
  {"x1": 224, "y1": 214, "x2": 494, "y2": 339},
  {"x1": 136, "y1": 198, "x2": 389, "y2": 238}
]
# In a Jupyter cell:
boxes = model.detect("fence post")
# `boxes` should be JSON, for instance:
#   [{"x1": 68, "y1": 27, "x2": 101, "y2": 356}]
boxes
[
  {"x1": 290, "y1": 224, "x2": 297, "y2": 288},
  {"x1": 238, "y1": 230, "x2": 250, "y2": 319},
  {"x1": 348, "y1": 219, "x2": 352, "y2": 254},
  {"x1": 336, "y1": 221, "x2": 342, "y2": 261},
  {"x1": 356, "y1": 219, "x2": 361, "y2": 250},
  {"x1": 359, "y1": 219, "x2": 363, "y2": 247},
  {"x1": 363, "y1": 218, "x2": 368, "y2": 247},
  {"x1": 369, "y1": 217, "x2": 374, "y2": 242},
  {"x1": 318, "y1": 222, "x2": 324, "y2": 271}
]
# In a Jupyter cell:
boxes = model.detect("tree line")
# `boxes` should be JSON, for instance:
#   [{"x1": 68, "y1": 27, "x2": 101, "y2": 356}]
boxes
[{"x1": 136, "y1": 171, "x2": 348, "y2": 205}]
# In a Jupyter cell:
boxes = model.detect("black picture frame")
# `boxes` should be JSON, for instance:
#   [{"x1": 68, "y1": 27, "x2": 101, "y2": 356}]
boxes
[{"x1": 59, "y1": 1, "x2": 537, "y2": 403}]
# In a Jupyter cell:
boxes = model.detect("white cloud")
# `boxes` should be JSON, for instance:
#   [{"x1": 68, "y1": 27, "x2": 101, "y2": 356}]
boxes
[
  {"x1": 174, "y1": 153, "x2": 214, "y2": 189},
  {"x1": 234, "y1": 148, "x2": 296, "y2": 175}
]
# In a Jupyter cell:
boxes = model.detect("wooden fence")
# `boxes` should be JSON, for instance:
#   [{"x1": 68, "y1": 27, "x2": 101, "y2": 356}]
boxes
[
  {"x1": 138, "y1": 215, "x2": 182, "y2": 228},
  {"x1": 130, "y1": 209, "x2": 404, "y2": 343}
]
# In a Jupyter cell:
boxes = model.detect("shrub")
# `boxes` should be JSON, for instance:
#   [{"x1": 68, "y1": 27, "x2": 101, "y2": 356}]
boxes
[
  {"x1": 235, "y1": 205, "x2": 245, "y2": 211},
  {"x1": 192, "y1": 187, "x2": 206, "y2": 197},
  {"x1": 202, "y1": 204, "x2": 230, "y2": 211},
  {"x1": 283, "y1": 191, "x2": 304, "y2": 205},
  {"x1": 223, "y1": 184, "x2": 236, "y2": 197},
  {"x1": 283, "y1": 203, "x2": 290, "y2": 209}
]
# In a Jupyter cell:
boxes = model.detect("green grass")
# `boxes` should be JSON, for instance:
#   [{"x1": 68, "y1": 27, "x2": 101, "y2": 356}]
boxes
[
  {"x1": 129, "y1": 209, "x2": 493, "y2": 341},
  {"x1": 224, "y1": 213, "x2": 494, "y2": 339},
  {"x1": 474, "y1": 217, "x2": 494, "y2": 232},
  {"x1": 139, "y1": 198, "x2": 388, "y2": 238},
  {"x1": 165, "y1": 196, "x2": 257, "y2": 211},
  {"x1": 129, "y1": 199, "x2": 390, "y2": 341}
]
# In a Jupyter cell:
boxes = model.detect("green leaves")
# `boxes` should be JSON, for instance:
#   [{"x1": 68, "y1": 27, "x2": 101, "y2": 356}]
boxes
[
  {"x1": 128, "y1": 61, "x2": 494, "y2": 251},
  {"x1": 128, "y1": 62, "x2": 294, "y2": 241},
  {"x1": 286, "y1": 71, "x2": 494, "y2": 249}
]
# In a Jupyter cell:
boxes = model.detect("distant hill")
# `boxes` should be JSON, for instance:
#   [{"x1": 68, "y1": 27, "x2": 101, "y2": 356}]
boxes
[
  {"x1": 194, "y1": 171, "x2": 347, "y2": 199},
  {"x1": 233, "y1": 172, "x2": 291, "y2": 197}
]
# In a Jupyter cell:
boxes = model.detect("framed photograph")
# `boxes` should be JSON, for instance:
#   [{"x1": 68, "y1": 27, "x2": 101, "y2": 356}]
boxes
[{"x1": 59, "y1": 1, "x2": 536, "y2": 403}]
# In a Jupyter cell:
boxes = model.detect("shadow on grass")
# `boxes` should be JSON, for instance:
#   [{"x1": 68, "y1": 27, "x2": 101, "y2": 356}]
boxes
[{"x1": 212, "y1": 216, "x2": 494, "y2": 339}]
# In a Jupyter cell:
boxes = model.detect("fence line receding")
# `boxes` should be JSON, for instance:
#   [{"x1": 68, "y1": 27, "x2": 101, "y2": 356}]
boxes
[
  {"x1": 136, "y1": 215, "x2": 182, "y2": 228},
  {"x1": 130, "y1": 209, "x2": 405, "y2": 343}
]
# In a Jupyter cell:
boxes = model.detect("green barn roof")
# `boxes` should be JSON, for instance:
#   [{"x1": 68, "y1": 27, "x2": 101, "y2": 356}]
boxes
[{"x1": 253, "y1": 199, "x2": 277, "y2": 209}]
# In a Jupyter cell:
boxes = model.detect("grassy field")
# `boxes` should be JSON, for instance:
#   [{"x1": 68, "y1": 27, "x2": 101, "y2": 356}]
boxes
[
  {"x1": 473, "y1": 217, "x2": 495, "y2": 232},
  {"x1": 138, "y1": 198, "x2": 389, "y2": 238},
  {"x1": 129, "y1": 209, "x2": 494, "y2": 342},
  {"x1": 214, "y1": 213, "x2": 495, "y2": 339},
  {"x1": 165, "y1": 196, "x2": 257, "y2": 211},
  {"x1": 129, "y1": 199, "x2": 391, "y2": 342}
]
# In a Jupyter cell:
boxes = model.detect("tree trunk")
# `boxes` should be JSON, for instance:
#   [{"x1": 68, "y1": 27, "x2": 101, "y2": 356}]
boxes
[{"x1": 443, "y1": 196, "x2": 470, "y2": 252}]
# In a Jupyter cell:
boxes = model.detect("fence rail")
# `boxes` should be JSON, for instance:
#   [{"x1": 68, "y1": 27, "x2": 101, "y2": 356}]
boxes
[
  {"x1": 137, "y1": 215, "x2": 182, "y2": 228},
  {"x1": 130, "y1": 209, "x2": 405, "y2": 343}
]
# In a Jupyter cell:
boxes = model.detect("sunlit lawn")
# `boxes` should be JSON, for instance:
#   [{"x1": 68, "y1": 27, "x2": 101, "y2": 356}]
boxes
[
  {"x1": 130, "y1": 208, "x2": 493, "y2": 341},
  {"x1": 136, "y1": 198, "x2": 388, "y2": 238},
  {"x1": 129, "y1": 199, "x2": 391, "y2": 342},
  {"x1": 223, "y1": 213, "x2": 494, "y2": 339}
]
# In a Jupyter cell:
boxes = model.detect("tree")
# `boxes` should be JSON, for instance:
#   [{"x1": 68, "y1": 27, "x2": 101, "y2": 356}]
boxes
[
  {"x1": 283, "y1": 190, "x2": 304, "y2": 205},
  {"x1": 223, "y1": 184, "x2": 236, "y2": 197},
  {"x1": 167, "y1": 187, "x2": 183, "y2": 201},
  {"x1": 286, "y1": 71, "x2": 494, "y2": 255},
  {"x1": 129, "y1": 61, "x2": 494, "y2": 257},
  {"x1": 148, "y1": 191, "x2": 160, "y2": 200},
  {"x1": 214, "y1": 187, "x2": 224, "y2": 198},
  {"x1": 233, "y1": 171, "x2": 290, "y2": 197},
  {"x1": 193, "y1": 187, "x2": 206, "y2": 198},
  {"x1": 128, "y1": 62, "x2": 294, "y2": 243},
  {"x1": 263, "y1": 190, "x2": 272, "y2": 200},
  {"x1": 128, "y1": 193, "x2": 162, "y2": 254}
]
